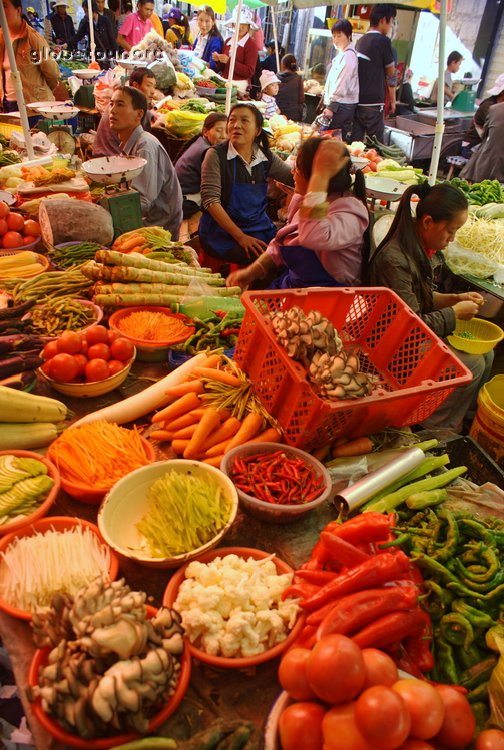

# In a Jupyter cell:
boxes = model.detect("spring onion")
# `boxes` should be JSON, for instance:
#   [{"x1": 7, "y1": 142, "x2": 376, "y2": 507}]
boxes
[{"x1": 363, "y1": 465, "x2": 467, "y2": 514}]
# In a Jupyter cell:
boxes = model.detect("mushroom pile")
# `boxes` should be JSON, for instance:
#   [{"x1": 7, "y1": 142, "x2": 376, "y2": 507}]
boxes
[
  {"x1": 29, "y1": 578, "x2": 184, "y2": 739},
  {"x1": 309, "y1": 350, "x2": 374, "y2": 400}
]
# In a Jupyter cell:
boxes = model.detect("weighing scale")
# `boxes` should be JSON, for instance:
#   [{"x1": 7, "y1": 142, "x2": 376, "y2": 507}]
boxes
[
  {"x1": 451, "y1": 78, "x2": 480, "y2": 113},
  {"x1": 31, "y1": 102, "x2": 80, "y2": 156},
  {"x1": 73, "y1": 69, "x2": 99, "y2": 110},
  {"x1": 82, "y1": 155, "x2": 146, "y2": 238}
]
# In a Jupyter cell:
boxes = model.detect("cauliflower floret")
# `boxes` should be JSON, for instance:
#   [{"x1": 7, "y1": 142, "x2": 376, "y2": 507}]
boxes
[
  {"x1": 219, "y1": 632, "x2": 242, "y2": 658},
  {"x1": 200, "y1": 632, "x2": 221, "y2": 656}
]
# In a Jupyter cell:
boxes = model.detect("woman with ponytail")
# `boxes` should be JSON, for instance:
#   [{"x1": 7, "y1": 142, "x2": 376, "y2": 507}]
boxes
[
  {"x1": 199, "y1": 103, "x2": 293, "y2": 267},
  {"x1": 369, "y1": 182, "x2": 493, "y2": 432},
  {"x1": 227, "y1": 139, "x2": 369, "y2": 289}
]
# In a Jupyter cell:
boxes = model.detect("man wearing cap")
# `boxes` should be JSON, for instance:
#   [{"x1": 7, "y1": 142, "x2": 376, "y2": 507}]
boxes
[
  {"x1": 463, "y1": 73, "x2": 504, "y2": 152},
  {"x1": 212, "y1": 7, "x2": 259, "y2": 85},
  {"x1": 117, "y1": 0, "x2": 153, "y2": 52},
  {"x1": 49, "y1": 0, "x2": 75, "y2": 47},
  {"x1": 260, "y1": 70, "x2": 280, "y2": 119}
]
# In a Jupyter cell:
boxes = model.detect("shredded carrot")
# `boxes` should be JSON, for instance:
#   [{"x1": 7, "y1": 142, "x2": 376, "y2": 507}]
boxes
[
  {"x1": 48, "y1": 421, "x2": 152, "y2": 489},
  {"x1": 117, "y1": 311, "x2": 190, "y2": 342}
]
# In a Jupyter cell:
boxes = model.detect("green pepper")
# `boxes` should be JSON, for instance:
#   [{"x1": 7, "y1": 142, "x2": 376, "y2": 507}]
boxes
[
  {"x1": 471, "y1": 702, "x2": 490, "y2": 734},
  {"x1": 424, "y1": 579, "x2": 454, "y2": 615},
  {"x1": 457, "y1": 642, "x2": 485, "y2": 671},
  {"x1": 451, "y1": 599, "x2": 496, "y2": 629},
  {"x1": 430, "y1": 509, "x2": 459, "y2": 562},
  {"x1": 457, "y1": 517, "x2": 496, "y2": 546},
  {"x1": 459, "y1": 656, "x2": 498, "y2": 689},
  {"x1": 411, "y1": 553, "x2": 460, "y2": 584},
  {"x1": 467, "y1": 681, "x2": 489, "y2": 704},
  {"x1": 440, "y1": 613, "x2": 474, "y2": 650},
  {"x1": 454, "y1": 543, "x2": 500, "y2": 584},
  {"x1": 436, "y1": 636, "x2": 459, "y2": 683}
]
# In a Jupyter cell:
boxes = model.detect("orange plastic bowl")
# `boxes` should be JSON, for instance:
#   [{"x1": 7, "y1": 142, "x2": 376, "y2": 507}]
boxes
[
  {"x1": 108, "y1": 307, "x2": 195, "y2": 362},
  {"x1": 0, "y1": 516, "x2": 119, "y2": 620},
  {"x1": 0, "y1": 450, "x2": 60, "y2": 537},
  {"x1": 28, "y1": 609, "x2": 191, "y2": 750},
  {"x1": 163, "y1": 546, "x2": 305, "y2": 669},
  {"x1": 46, "y1": 434, "x2": 156, "y2": 505}
]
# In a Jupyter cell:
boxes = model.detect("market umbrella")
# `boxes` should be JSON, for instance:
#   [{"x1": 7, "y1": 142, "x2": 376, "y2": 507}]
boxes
[
  {"x1": 87, "y1": 0, "x2": 96, "y2": 64},
  {"x1": 0, "y1": 2, "x2": 35, "y2": 159}
]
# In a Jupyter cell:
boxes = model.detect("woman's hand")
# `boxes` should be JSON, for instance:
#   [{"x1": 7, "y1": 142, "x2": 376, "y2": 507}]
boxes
[
  {"x1": 227, "y1": 266, "x2": 256, "y2": 289},
  {"x1": 455, "y1": 291, "x2": 484, "y2": 306},
  {"x1": 212, "y1": 53, "x2": 229, "y2": 64},
  {"x1": 312, "y1": 139, "x2": 350, "y2": 178},
  {"x1": 453, "y1": 300, "x2": 480, "y2": 320},
  {"x1": 238, "y1": 233, "x2": 267, "y2": 259}
]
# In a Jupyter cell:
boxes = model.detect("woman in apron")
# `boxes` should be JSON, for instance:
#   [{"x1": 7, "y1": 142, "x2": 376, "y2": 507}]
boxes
[
  {"x1": 199, "y1": 103, "x2": 293, "y2": 267},
  {"x1": 227, "y1": 138, "x2": 369, "y2": 289}
]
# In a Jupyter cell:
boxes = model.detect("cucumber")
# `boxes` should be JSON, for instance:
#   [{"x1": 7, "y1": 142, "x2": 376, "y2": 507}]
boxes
[
  {"x1": 0, "y1": 385, "x2": 68, "y2": 423},
  {"x1": 0, "y1": 422, "x2": 60, "y2": 450}
]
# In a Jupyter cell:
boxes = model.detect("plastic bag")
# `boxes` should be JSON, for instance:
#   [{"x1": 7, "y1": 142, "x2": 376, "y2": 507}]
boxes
[
  {"x1": 147, "y1": 56, "x2": 177, "y2": 91},
  {"x1": 444, "y1": 242, "x2": 499, "y2": 279},
  {"x1": 93, "y1": 69, "x2": 119, "y2": 114},
  {"x1": 163, "y1": 109, "x2": 207, "y2": 139}
]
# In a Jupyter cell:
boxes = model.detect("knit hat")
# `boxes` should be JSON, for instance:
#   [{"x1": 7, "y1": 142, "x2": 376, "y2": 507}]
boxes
[
  {"x1": 487, "y1": 73, "x2": 504, "y2": 97},
  {"x1": 260, "y1": 70, "x2": 280, "y2": 91}
]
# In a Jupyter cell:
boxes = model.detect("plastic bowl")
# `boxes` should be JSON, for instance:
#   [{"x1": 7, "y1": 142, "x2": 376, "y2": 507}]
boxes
[
  {"x1": 0, "y1": 450, "x2": 60, "y2": 537},
  {"x1": 163, "y1": 546, "x2": 305, "y2": 669},
  {"x1": 0, "y1": 516, "x2": 119, "y2": 620},
  {"x1": 37, "y1": 348, "x2": 135, "y2": 398},
  {"x1": 0, "y1": 245, "x2": 46, "y2": 276},
  {"x1": 47, "y1": 433, "x2": 155, "y2": 505},
  {"x1": 24, "y1": 298, "x2": 103, "y2": 336},
  {"x1": 220, "y1": 443, "x2": 332, "y2": 524},
  {"x1": 447, "y1": 317, "x2": 504, "y2": 355},
  {"x1": 28, "y1": 614, "x2": 191, "y2": 749},
  {"x1": 97, "y1": 459, "x2": 238, "y2": 568},
  {"x1": 109, "y1": 307, "x2": 195, "y2": 362}
]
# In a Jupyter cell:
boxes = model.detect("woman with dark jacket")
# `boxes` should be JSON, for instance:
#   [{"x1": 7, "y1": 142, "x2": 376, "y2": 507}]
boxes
[
  {"x1": 192, "y1": 6, "x2": 223, "y2": 72},
  {"x1": 275, "y1": 54, "x2": 304, "y2": 121}
]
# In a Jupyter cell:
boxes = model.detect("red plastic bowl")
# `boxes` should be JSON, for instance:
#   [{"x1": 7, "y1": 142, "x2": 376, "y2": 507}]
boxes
[
  {"x1": 0, "y1": 516, "x2": 119, "y2": 620},
  {"x1": 47, "y1": 434, "x2": 156, "y2": 505},
  {"x1": 108, "y1": 307, "x2": 195, "y2": 362},
  {"x1": 0, "y1": 450, "x2": 60, "y2": 537},
  {"x1": 163, "y1": 546, "x2": 305, "y2": 669},
  {"x1": 28, "y1": 609, "x2": 191, "y2": 749}
]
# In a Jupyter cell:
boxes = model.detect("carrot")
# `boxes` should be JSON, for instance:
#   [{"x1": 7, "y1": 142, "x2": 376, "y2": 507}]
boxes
[
  {"x1": 203, "y1": 454, "x2": 224, "y2": 467},
  {"x1": 226, "y1": 412, "x2": 264, "y2": 452},
  {"x1": 149, "y1": 429, "x2": 174, "y2": 442},
  {"x1": 166, "y1": 412, "x2": 199, "y2": 432},
  {"x1": 118, "y1": 234, "x2": 145, "y2": 252},
  {"x1": 172, "y1": 423, "x2": 198, "y2": 440},
  {"x1": 202, "y1": 417, "x2": 241, "y2": 451},
  {"x1": 205, "y1": 440, "x2": 230, "y2": 458},
  {"x1": 332, "y1": 437, "x2": 374, "y2": 458},
  {"x1": 184, "y1": 408, "x2": 222, "y2": 459},
  {"x1": 199, "y1": 353, "x2": 222, "y2": 369},
  {"x1": 246, "y1": 427, "x2": 282, "y2": 445},
  {"x1": 164, "y1": 380, "x2": 204, "y2": 400},
  {"x1": 171, "y1": 439, "x2": 190, "y2": 456},
  {"x1": 194, "y1": 367, "x2": 242, "y2": 387},
  {"x1": 189, "y1": 407, "x2": 210, "y2": 419},
  {"x1": 152, "y1": 392, "x2": 201, "y2": 424}
]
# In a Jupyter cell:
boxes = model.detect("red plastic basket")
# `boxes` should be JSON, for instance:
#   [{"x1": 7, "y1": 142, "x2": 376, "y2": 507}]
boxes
[{"x1": 233, "y1": 288, "x2": 472, "y2": 450}]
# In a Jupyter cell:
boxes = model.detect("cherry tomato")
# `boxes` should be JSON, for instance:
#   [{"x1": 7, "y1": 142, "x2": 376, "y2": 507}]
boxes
[
  {"x1": 85, "y1": 358, "x2": 110, "y2": 382},
  {"x1": 398, "y1": 742, "x2": 436, "y2": 750},
  {"x1": 57, "y1": 330, "x2": 82, "y2": 355},
  {"x1": 278, "y1": 702, "x2": 325, "y2": 750},
  {"x1": 80, "y1": 340, "x2": 89, "y2": 356},
  {"x1": 110, "y1": 337, "x2": 135, "y2": 362},
  {"x1": 434, "y1": 686, "x2": 476, "y2": 749},
  {"x1": 0, "y1": 219, "x2": 8, "y2": 236},
  {"x1": 322, "y1": 702, "x2": 374, "y2": 750},
  {"x1": 393, "y1": 680, "x2": 445, "y2": 740},
  {"x1": 23, "y1": 219, "x2": 41, "y2": 236},
  {"x1": 107, "y1": 329, "x2": 120, "y2": 344},
  {"x1": 41, "y1": 359, "x2": 53, "y2": 376},
  {"x1": 42, "y1": 341, "x2": 59, "y2": 360},
  {"x1": 361, "y1": 649, "x2": 398, "y2": 689},
  {"x1": 23, "y1": 235, "x2": 37, "y2": 245},
  {"x1": 355, "y1": 685, "x2": 411, "y2": 749},
  {"x1": 2, "y1": 231, "x2": 24, "y2": 249},
  {"x1": 85, "y1": 325, "x2": 109, "y2": 345},
  {"x1": 307, "y1": 634, "x2": 365, "y2": 705},
  {"x1": 88, "y1": 342, "x2": 111, "y2": 361},
  {"x1": 0, "y1": 202, "x2": 9, "y2": 220},
  {"x1": 73, "y1": 353, "x2": 88, "y2": 376},
  {"x1": 279, "y1": 647, "x2": 317, "y2": 701},
  {"x1": 107, "y1": 359, "x2": 125, "y2": 376},
  {"x1": 50, "y1": 353, "x2": 79, "y2": 383},
  {"x1": 475, "y1": 729, "x2": 504, "y2": 750},
  {"x1": 6, "y1": 212, "x2": 24, "y2": 232}
]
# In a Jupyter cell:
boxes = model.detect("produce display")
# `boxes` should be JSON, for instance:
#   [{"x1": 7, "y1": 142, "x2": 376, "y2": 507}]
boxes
[
  {"x1": 112, "y1": 227, "x2": 194, "y2": 262},
  {"x1": 174, "y1": 312, "x2": 242, "y2": 354},
  {"x1": 0, "y1": 144, "x2": 22, "y2": 167},
  {"x1": 0, "y1": 202, "x2": 41, "y2": 251},
  {"x1": 28, "y1": 297, "x2": 97, "y2": 336},
  {"x1": 48, "y1": 241, "x2": 103, "y2": 269},
  {"x1": 0, "y1": 300, "x2": 47, "y2": 391},
  {"x1": 20, "y1": 164, "x2": 76, "y2": 187},
  {"x1": 0, "y1": 454, "x2": 54, "y2": 526},
  {"x1": 455, "y1": 214, "x2": 504, "y2": 264},
  {"x1": 0, "y1": 386, "x2": 69, "y2": 449},
  {"x1": 451, "y1": 178, "x2": 504, "y2": 206},
  {"x1": 173, "y1": 553, "x2": 300, "y2": 658},
  {"x1": 1, "y1": 267, "x2": 93, "y2": 303},
  {"x1": 114, "y1": 309, "x2": 190, "y2": 343}
]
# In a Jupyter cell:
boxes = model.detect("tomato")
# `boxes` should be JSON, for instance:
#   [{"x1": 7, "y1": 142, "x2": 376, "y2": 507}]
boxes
[
  {"x1": 73, "y1": 353, "x2": 88, "y2": 376},
  {"x1": 85, "y1": 358, "x2": 110, "y2": 382},
  {"x1": 23, "y1": 235, "x2": 37, "y2": 245},
  {"x1": 107, "y1": 359, "x2": 125, "y2": 376},
  {"x1": 110, "y1": 337, "x2": 135, "y2": 362},
  {"x1": 6, "y1": 212, "x2": 24, "y2": 232},
  {"x1": 57, "y1": 331, "x2": 82, "y2": 355},
  {"x1": 398, "y1": 742, "x2": 436, "y2": 750},
  {"x1": 307, "y1": 634, "x2": 365, "y2": 705},
  {"x1": 23, "y1": 219, "x2": 41, "y2": 236},
  {"x1": 434, "y1": 686, "x2": 476, "y2": 749},
  {"x1": 322, "y1": 702, "x2": 374, "y2": 750},
  {"x1": 2, "y1": 231, "x2": 24, "y2": 248},
  {"x1": 393, "y1": 680, "x2": 445, "y2": 739},
  {"x1": 361, "y1": 649, "x2": 398, "y2": 689},
  {"x1": 41, "y1": 359, "x2": 53, "y2": 376},
  {"x1": 355, "y1": 685, "x2": 411, "y2": 749},
  {"x1": 278, "y1": 702, "x2": 325, "y2": 750},
  {"x1": 80, "y1": 340, "x2": 89, "y2": 356},
  {"x1": 50, "y1": 353, "x2": 79, "y2": 383},
  {"x1": 85, "y1": 325, "x2": 109, "y2": 345},
  {"x1": 475, "y1": 729, "x2": 504, "y2": 750},
  {"x1": 279, "y1": 647, "x2": 317, "y2": 701},
  {"x1": 107, "y1": 329, "x2": 120, "y2": 344},
  {"x1": 42, "y1": 341, "x2": 59, "y2": 360},
  {"x1": 87, "y1": 342, "x2": 111, "y2": 361},
  {"x1": 0, "y1": 202, "x2": 9, "y2": 219},
  {"x1": 0, "y1": 219, "x2": 8, "y2": 236}
]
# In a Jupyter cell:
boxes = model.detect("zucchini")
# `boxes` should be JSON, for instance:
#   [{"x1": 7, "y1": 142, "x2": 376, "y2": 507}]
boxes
[
  {"x1": 0, "y1": 422, "x2": 60, "y2": 450},
  {"x1": 0, "y1": 386, "x2": 68, "y2": 423}
]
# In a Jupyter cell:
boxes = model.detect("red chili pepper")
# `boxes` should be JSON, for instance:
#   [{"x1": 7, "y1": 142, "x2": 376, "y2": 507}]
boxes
[
  {"x1": 390, "y1": 645, "x2": 427, "y2": 681},
  {"x1": 294, "y1": 624, "x2": 317, "y2": 650},
  {"x1": 352, "y1": 607, "x2": 427, "y2": 649},
  {"x1": 306, "y1": 599, "x2": 342, "y2": 627},
  {"x1": 221, "y1": 327, "x2": 241, "y2": 336},
  {"x1": 296, "y1": 570, "x2": 338, "y2": 585},
  {"x1": 309, "y1": 539, "x2": 332, "y2": 567},
  {"x1": 282, "y1": 582, "x2": 320, "y2": 601},
  {"x1": 319, "y1": 531, "x2": 370, "y2": 568},
  {"x1": 402, "y1": 610, "x2": 434, "y2": 673},
  {"x1": 300, "y1": 551, "x2": 410, "y2": 612},
  {"x1": 324, "y1": 512, "x2": 392, "y2": 545},
  {"x1": 316, "y1": 584, "x2": 419, "y2": 641}
]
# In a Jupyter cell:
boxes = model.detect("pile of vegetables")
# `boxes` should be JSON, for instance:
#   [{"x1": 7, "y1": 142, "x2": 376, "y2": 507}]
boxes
[
  {"x1": 1, "y1": 266, "x2": 93, "y2": 303},
  {"x1": 112, "y1": 227, "x2": 195, "y2": 265},
  {"x1": 29, "y1": 578, "x2": 185, "y2": 738},
  {"x1": 470, "y1": 203, "x2": 504, "y2": 220},
  {"x1": 161, "y1": 109, "x2": 208, "y2": 140},
  {"x1": 20, "y1": 164, "x2": 76, "y2": 187},
  {"x1": 0, "y1": 251, "x2": 43, "y2": 277},
  {"x1": 451, "y1": 178, "x2": 504, "y2": 206},
  {"x1": 0, "y1": 164, "x2": 24, "y2": 192},
  {"x1": 0, "y1": 383, "x2": 68, "y2": 449},
  {"x1": 0, "y1": 144, "x2": 22, "y2": 167},
  {"x1": 0, "y1": 454, "x2": 54, "y2": 526},
  {"x1": 364, "y1": 135, "x2": 409, "y2": 165},
  {"x1": 455, "y1": 215, "x2": 504, "y2": 265},
  {"x1": 0, "y1": 303, "x2": 47, "y2": 392},
  {"x1": 179, "y1": 99, "x2": 211, "y2": 114},
  {"x1": 48, "y1": 241, "x2": 103, "y2": 269},
  {"x1": 0, "y1": 525, "x2": 111, "y2": 612},
  {"x1": 365, "y1": 157, "x2": 424, "y2": 184},
  {"x1": 173, "y1": 312, "x2": 241, "y2": 354},
  {"x1": 114, "y1": 309, "x2": 190, "y2": 343},
  {"x1": 28, "y1": 296, "x2": 97, "y2": 336},
  {"x1": 0, "y1": 203, "x2": 41, "y2": 250},
  {"x1": 268, "y1": 114, "x2": 305, "y2": 153}
]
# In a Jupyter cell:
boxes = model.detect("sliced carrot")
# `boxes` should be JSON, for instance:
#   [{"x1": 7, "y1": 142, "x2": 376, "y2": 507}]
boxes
[
  {"x1": 167, "y1": 412, "x2": 199, "y2": 432},
  {"x1": 171, "y1": 439, "x2": 190, "y2": 456},
  {"x1": 149, "y1": 429, "x2": 174, "y2": 442},
  {"x1": 152, "y1": 392, "x2": 201, "y2": 424},
  {"x1": 199, "y1": 353, "x2": 222, "y2": 369},
  {"x1": 164, "y1": 380, "x2": 204, "y2": 401},
  {"x1": 184, "y1": 407, "x2": 222, "y2": 459},
  {"x1": 245, "y1": 427, "x2": 282, "y2": 445},
  {"x1": 203, "y1": 454, "x2": 224, "y2": 467},
  {"x1": 226, "y1": 412, "x2": 264, "y2": 452},
  {"x1": 172, "y1": 423, "x2": 198, "y2": 440},
  {"x1": 194, "y1": 367, "x2": 242, "y2": 387},
  {"x1": 332, "y1": 437, "x2": 373, "y2": 458},
  {"x1": 203, "y1": 417, "x2": 241, "y2": 451}
]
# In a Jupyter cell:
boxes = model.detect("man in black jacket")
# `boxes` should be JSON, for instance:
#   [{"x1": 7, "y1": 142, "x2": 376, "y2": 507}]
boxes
[
  {"x1": 49, "y1": 0, "x2": 75, "y2": 46},
  {"x1": 70, "y1": 0, "x2": 116, "y2": 63}
]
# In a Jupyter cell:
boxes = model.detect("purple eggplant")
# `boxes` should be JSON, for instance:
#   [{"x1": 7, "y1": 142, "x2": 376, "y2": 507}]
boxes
[
  {"x1": 0, "y1": 351, "x2": 43, "y2": 378},
  {"x1": 0, "y1": 335, "x2": 46, "y2": 355}
]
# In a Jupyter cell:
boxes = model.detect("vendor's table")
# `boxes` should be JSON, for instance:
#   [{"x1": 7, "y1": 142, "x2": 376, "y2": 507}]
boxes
[{"x1": 384, "y1": 111, "x2": 472, "y2": 163}]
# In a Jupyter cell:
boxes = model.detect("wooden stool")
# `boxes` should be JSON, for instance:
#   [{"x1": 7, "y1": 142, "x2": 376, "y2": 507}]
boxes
[{"x1": 446, "y1": 155, "x2": 468, "y2": 180}]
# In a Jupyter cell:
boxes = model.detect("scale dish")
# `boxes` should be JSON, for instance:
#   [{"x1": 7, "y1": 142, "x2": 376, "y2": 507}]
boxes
[
  {"x1": 82, "y1": 156, "x2": 147, "y2": 184},
  {"x1": 36, "y1": 106, "x2": 80, "y2": 120},
  {"x1": 365, "y1": 176, "x2": 407, "y2": 202},
  {"x1": 73, "y1": 69, "x2": 101, "y2": 80}
]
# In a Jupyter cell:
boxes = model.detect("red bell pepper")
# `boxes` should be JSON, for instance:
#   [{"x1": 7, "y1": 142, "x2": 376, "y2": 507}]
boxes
[
  {"x1": 319, "y1": 531, "x2": 370, "y2": 568},
  {"x1": 300, "y1": 551, "x2": 410, "y2": 612},
  {"x1": 316, "y1": 584, "x2": 419, "y2": 641},
  {"x1": 352, "y1": 607, "x2": 427, "y2": 649},
  {"x1": 324, "y1": 512, "x2": 392, "y2": 545},
  {"x1": 403, "y1": 610, "x2": 434, "y2": 672}
]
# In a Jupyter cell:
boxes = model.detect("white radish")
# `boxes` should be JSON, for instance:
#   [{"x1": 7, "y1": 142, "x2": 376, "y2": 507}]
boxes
[{"x1": 72, "y1": 354, "x2": 206, "y2": 428}]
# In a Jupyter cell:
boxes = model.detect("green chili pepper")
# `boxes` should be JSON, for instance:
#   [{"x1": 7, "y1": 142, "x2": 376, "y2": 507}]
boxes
[
  {"x1": 471, "y1": 702, "x2": 490, "y2": 734},
  {"x1": 457, "y1": 517, "x2": 496, "y2": 546},
  {"x1": 440, "y1": 613, "x2": 474, "y2": 650},
  {"x1": 411, "y1": 553, "x2": 460, "y2": 584},
  {"x1": 457, "y1": 642, "x2": 485, "y2": 671},
  {"x1": 454, "y1": 543, "x2": 500, "y2": 584},
  {"x1": 467, "y1": 681, "x2": 489, "y2": 704},
  {"x1": 436, "y1": 636, "x2": 459, "y2": 683},
  {"x1": 430, "y1": 509, "x2": 459, "y2": 562},
  {"x1": 451, "y1": 599, "x2": 496, "y2": 629}
]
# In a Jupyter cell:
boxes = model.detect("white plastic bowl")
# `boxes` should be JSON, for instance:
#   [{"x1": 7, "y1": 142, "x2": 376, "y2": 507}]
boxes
[
  {"x1": 365, "y1": 176, "x2": 407, "y2": 201},
  {"x1": 73, "y1": 69, "x2": 101, "y2": 80},
  {"x1": 37, "y1": 106, "x2": 80, "y2": 120},
  {"x1": 82, "y1": 156, "x2": 147, "y2": 185}
]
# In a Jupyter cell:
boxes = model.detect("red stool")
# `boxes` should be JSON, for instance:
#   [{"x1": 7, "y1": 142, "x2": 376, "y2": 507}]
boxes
[{"x1": 197, "y1": 249, "x2": 244, "y2": 276}]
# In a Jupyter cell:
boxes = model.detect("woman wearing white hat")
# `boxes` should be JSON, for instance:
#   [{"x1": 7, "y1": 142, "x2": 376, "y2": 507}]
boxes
[
  {"x1": 48, "y1": 0, "x2": 75, "y2": 46},
  {"x1": 212, "y1": 7, "x2": 258, "y2": 85}
]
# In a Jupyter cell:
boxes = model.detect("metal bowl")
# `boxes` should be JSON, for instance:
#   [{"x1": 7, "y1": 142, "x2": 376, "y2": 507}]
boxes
[
  {"x1": 73, "y1": 69, "x2": 101, "y2": 80},
  {"x1": 81, "y1": 156, "x2": 147, "y2": 185}
]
